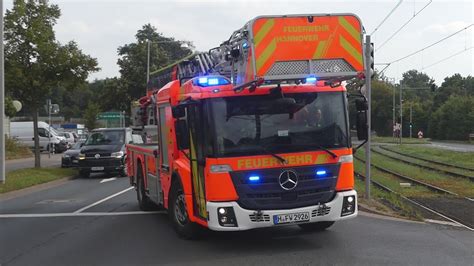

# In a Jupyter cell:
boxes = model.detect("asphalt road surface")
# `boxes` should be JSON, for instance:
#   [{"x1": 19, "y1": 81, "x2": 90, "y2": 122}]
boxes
[
  {"x1": 6, "y1": 153, "x2": 63, "y2": 173},
  {"x1": 0, "y1": 174, "x2": 472, "y2": 266}
]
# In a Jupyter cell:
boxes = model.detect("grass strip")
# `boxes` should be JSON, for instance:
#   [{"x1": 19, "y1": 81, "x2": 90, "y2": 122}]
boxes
[{"x1": 1, "y1": 168, "x2": 77, "y2": 193}]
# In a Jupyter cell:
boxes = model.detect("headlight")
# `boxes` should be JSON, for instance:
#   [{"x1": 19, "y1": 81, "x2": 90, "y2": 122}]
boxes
[
  {"x1": 78, "y1": 153, "x2": 85, "y2": 160},
  {"x1": 111, "y1": 151, "x2": 124, "y2": 158}
]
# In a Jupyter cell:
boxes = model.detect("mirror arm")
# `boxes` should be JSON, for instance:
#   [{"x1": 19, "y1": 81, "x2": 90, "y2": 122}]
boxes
[{"x1": 353, "y1": 139, "x2": 368, "y2": 153}]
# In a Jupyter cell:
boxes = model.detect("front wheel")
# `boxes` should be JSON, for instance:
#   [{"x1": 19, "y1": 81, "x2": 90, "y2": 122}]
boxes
[
  {"x1": 298, "y1": 221, "x2": 335, "y2": 231},
  {"x1": 169, "y1": 181, "x2": 201, "y2": 239}
]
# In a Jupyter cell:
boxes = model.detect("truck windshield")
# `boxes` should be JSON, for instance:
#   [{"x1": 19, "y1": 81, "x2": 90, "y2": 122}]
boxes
[
  {"x1": 85, "y1": 131, "x2": 124, "y2": 146},
  {"x1": 208, "y1": 92, "x2": 349, "y2": 157}
]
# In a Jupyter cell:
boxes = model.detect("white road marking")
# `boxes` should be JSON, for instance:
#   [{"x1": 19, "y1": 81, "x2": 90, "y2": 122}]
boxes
[
  {"x1": 424, "y1": 219, "x2": 463, "y2": 227},
  {"x1": 100, "y1": 177, "x2": 117, "y2": 184},
  {"x1": 73, "y1": 187, "x2": 134, "y2": 213},
  {"x1": 0, "y1": 211, "x2": 166, "y2": 218}
]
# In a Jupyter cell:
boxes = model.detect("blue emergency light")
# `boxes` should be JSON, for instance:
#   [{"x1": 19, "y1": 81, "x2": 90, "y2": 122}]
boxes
[
  {"x1": 248, "y1": 175, "x2": 261, "y2": 182},
  {"x1": 306, "y1": 76, "x2": 317, "y2": 83},
  {"x1": 196, "y1": 76, "x2": 230, "y2": 87},
  {"x1": 316, "y1": 170, "x2": 327, "y2": 176}
]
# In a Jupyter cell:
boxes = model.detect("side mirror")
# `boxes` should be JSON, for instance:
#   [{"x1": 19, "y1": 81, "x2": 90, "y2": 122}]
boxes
[
  {"x1": 356, "y1": 111, "x2": 368, "y2": 141},
  {"x1": 172, "y1": 106, "x2": 185, "y2": 118},
  {"x1": 175, "y1": 120, "x2": 189, "y2": 150}
]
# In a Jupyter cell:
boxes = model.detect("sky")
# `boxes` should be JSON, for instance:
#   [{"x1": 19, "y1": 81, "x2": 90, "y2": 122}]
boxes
[{"x1": 4, "y1": 0, "x2": 473, "y2": 85}]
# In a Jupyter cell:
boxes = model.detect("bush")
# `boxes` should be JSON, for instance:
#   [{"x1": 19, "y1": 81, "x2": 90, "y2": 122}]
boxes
[{"x1": 6, "y1": 137, "x2": 32, "y2": 160}]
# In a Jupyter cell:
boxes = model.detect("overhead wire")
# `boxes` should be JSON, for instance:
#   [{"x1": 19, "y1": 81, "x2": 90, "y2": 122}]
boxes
[
  {"x1": 370, "y1": 0, "x2": 403, "y2": 35},
  {"x1": 377, "y1": 0, "x2": 433, "y2": 51},
  {"x1": 421, "y1": 46, "x2": 473, "y2": 70},
  {"x1": 379, "y1": 24, "x2": 474, "y2": 74}
]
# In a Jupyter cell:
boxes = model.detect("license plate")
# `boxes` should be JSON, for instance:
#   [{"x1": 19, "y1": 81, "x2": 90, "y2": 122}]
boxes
[
  {"x1": 91, "y1": 167, "x2": 104, "y2": 171},
  {"x1": 273, "y1": 212, "x2": 310, "y2": 225},
  {"x1": 72, "y1": 160, "x2": 78, "y2": 163}
]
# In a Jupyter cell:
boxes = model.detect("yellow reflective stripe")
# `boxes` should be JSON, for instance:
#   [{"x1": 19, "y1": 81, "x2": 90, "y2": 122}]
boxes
[
  {"x1": 313, "y1": 40, "x2": 328, "y2": 59},
  {"x1": 339, "y1": 35, "x2": 363, "y2": 66},
  {"x1": 256, "y1": 38, "x2": 276, "y2": 73},
  {"x1": 338, "y1": 16, "x2": 361, "y2": 44},
  {"x1": 189, "y1": 130, "x2": 206, "y2": 218},
  {"x1": 254, "y1": 19, "x2": 274, "y2": 47}
]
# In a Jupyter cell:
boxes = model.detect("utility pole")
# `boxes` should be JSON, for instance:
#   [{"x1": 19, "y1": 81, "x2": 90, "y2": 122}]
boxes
[
  {"x1": 409, "y1": 105, "x2": 413, "y2": 138},
  {"x1": 0, "y1": 0, "x2": 5, "y2": 184},
  {"x1": 146, "y1": 40, "x2": 150, "y2": 86},
  {"x1": 47, "y1": 99, "x2": 51, "y2": 158},
  {"x1": 364, "y1": 36, "x2": 372, "y2": 199},
  {"x1": 399, "y1": 82, "x2": 403, "y2": 144}
]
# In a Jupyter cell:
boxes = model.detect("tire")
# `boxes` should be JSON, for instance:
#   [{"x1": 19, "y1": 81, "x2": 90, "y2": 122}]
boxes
[
  {"x1": 136, "y1": 169, "x2": 155, "y2": 211},
  {"x1": 79, "y1": 170, "x2": 90, "y2": 178},
  {"x1": 168, "y1": 180, "x2": 201, "y2": 239},
  {"x1": 298, "y1": 221, "x2": 335, "y2": 232}
]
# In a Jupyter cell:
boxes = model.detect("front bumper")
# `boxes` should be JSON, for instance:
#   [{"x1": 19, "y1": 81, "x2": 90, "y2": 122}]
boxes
[
  {"x1": 207, "y1": 190, "x2": 357, "y2": 231},
  {"x1": 78, "y1": 158, "x2": 124, "y2": 173}
]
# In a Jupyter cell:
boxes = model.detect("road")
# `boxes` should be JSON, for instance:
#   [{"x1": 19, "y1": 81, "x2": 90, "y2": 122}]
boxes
[
  {"x1": 427, "y1": 141, "x2": 474, "y2": 153},
  {"x1": 5, "y1": 153, "x2": 63, "y2": 173},
  {"x1": 0, "y1": 175, "x2": 472, "y2": 266}
]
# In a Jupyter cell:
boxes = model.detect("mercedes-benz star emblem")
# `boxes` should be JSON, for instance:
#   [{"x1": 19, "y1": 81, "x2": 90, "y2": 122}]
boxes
[
  {"x1": 94, "y1": 154, "x2": 100, "y2": 159},
  {"x1": 279, "y1": 170, "x2": 298, "y2": 190}
]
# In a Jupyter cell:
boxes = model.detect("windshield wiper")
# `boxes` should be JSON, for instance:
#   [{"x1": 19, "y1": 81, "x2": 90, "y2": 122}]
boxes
[
  {"x1": 312, "y1": 144, "x2": 338, "y2": 159},
  {"x1": 255, "y1": 144, "x2": 287, "y2": 165}
]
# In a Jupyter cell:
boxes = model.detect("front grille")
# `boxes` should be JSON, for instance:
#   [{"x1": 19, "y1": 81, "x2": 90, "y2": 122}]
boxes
[
  {"x1": 80, "y1": 158, "x2": 122, "y2": 167},
  {"x1": 86, "y1": 152, "x2": 111, "y2": 158},
  {"x1": 311, "y1": 205, "x2": 331, "y2": 217},
  {"x1": 249, "y1": 214, "x2": 270, "y2": 222},
  {"x1": 230, "y1": 164, "x2": 340, "y2": 210},
  {"x1": 265, "y1": 59, "x2": 355, "y2": 77}
]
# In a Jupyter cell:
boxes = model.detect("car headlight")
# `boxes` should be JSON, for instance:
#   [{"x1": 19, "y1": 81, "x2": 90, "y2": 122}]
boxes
[
  {"x1": 78, "y1": 153, "x2": 85, "y2": 160},
  {"x1": 111, "y1": 151, "x2": 124, "y2": 158},
  {"x1": 63, "y1": 154, "x2": 70, "y2": 158}
]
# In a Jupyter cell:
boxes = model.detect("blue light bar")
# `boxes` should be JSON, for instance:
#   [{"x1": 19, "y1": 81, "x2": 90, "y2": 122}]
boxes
[
  {"x1": 208, "y1": 78, "x2": 219, "y2": 85},
  {"x1": 248, "y1": 175, "x2": 260, "y2": 182},
  {"x1": 196, "y1": 76, "x2": 231, "y2": 87},
  {"x1": 316, "y1": 170, "x2": 327, "y2": 176},
  {"x1": 306, "y1": 76, "x2": 317, "y2": 83}
]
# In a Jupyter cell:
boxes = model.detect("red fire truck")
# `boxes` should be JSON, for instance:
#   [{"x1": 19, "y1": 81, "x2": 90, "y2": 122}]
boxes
[{"x1": 127, "y1": 14, "x2": 369, "y2": 238}]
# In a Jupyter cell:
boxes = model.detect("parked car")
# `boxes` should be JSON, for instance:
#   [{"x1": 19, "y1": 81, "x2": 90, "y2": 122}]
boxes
[
  {"x1": 59, "y1": 132, "x2": 76, "y2": 148},
  {"x1": 10, "y1": 121, "x2": 68, "y2": 153},
  {"x1": 61, "y1": 141, "x2": 85, "y2": 168},
  {"x1": 78, "y1": 128, "x2": 136, "y2": 178}
]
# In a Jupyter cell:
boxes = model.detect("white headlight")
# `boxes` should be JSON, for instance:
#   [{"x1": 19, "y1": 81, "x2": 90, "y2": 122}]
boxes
[{"x1": 111, "y1": 151, "x2": 124, "y2": 158}]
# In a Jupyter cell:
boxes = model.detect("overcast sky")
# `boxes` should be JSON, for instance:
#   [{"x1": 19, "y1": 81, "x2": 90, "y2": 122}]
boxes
[{"x1": 4, "y1": 0, "x2": 473, "y2": 85}]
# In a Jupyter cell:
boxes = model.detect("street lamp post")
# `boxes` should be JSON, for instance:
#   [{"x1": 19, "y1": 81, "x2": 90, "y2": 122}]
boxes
[
  {"x1": 0, "y1": 0, "x2": 5, "y2": 184},
  {"x1": 399, "y1": 82, "x2": 403, "y2": 144}
]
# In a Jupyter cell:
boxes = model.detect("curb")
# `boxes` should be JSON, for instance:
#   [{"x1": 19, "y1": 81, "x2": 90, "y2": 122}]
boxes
[{"x1": 0, "y1": 175, "x2": 77, "y2": 202}]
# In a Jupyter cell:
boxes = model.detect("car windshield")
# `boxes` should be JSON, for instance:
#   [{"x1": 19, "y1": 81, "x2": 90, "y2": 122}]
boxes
[
  {"x1": 208, "y1": 92, "x2": 349, "y2": 157},
  {"x1": 72, "y1": 141, "x2": 83, "y2": 149},
  {"x1": 85, "y1": 130, "x2": 124, "y2": 145}
]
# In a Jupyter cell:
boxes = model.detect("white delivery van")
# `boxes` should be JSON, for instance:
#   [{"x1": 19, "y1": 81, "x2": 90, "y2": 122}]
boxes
[{"x1": 10, "y1": 121, "x2": 68, "y2": 153}]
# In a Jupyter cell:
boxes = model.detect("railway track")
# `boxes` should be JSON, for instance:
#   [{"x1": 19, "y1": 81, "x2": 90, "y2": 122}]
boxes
[
  {"x1": 372, "y1": 147, "x2": 474, "y2": 182},
  {"x1": 354, "y1": 155, "x2": 473, "y2": 201},
  {"x1": 354, "y1": 171, "x2": 474, "y2": 231},
  {"x1": 379, "y1": 145, "x2": 474, "y2": 172}
]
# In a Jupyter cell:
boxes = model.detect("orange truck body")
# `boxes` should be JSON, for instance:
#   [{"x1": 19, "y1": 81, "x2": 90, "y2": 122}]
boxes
[{"x1": 127, "y1": 13, "x2": 364, "y2": 235}]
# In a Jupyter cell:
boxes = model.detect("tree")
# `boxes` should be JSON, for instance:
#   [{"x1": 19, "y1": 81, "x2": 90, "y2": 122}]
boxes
[
  {"x1": 4, "y1": 96, "x2": 18, "y2": 118},
  {"x1": 117, "y1": 24, "x2": 193, "y2": 103},
  {"x1": 83, "y1": 103, "x2": 101, "y2": 130},
  {"x1": 428, "y1": 95, "x2": 474, "y2": 140},
  {"x1": 4, "y1": 0, "x2": 98, "y2": 167}
]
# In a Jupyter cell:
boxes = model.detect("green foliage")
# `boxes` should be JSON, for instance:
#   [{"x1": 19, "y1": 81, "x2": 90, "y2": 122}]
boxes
[
  {"x1": 4, "y1": 0, "x2": 98, "y2": 111},
  {"x1": 4, "y1": 96, "x2": 17, "y2": 117},
  {"x1": 84, "y1": 102, "x2": 101, "y2": 130},
  {"x1": 371, "y1": 80, "x2": 394, "y2": 135},
  {"x1": 117, "y1": 24, "x2": 193, "y2": 101},
  {"x1": 429, "y1": 95, "x2": 474, "y2": 140},
  {"x1": 5, "y1": 137, "x2": 32, "y2": 160}
]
